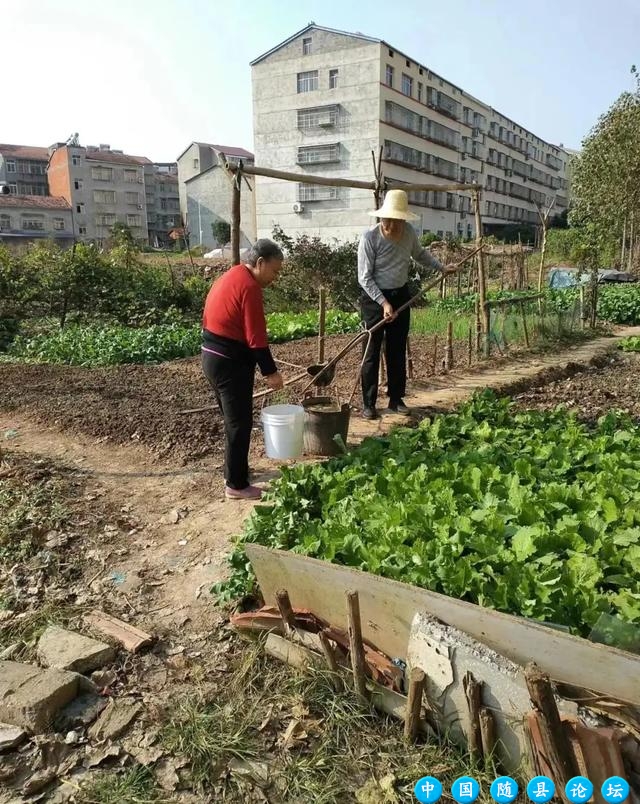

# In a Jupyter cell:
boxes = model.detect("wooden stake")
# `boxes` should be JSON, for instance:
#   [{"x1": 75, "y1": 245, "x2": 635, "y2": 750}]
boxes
[
  {"x1": 275, "y1": 589, "x2": 296, "y2": 639},
  {"x1": 318, "y1": 287, "x2": 326, "y2": 364},
  {"x1": 520, "y1": 301, "x2": 530, "y2": 347},
  {"x1": 445, "y1": 321, "x2": 454, "y2": 370},
  {"x1": 479, "y1": 706, "x2": 497, "y2": 760},
  {"x1": 346, "y1": 590, "x2": 369, "y2": 704},
  {"x1": 473, "y1": 189, "x2": 490, "y2": 357},
  {"x1": 318, "y1": 630, "x2": 341, "y2": 690},
  {"x1": 406, "y1": 336, "x2": 414, "y2": 380},
  {"x1": 231, "y1": 172, "x2": 241, "y2": 266},
  {"x1": 463, "y1": 671, "x2": 483, "y2": 761},
  {"x1": 628, "y1": 212, "x2": 635, "y2": 273},
  {"x1": 475, "y1": 298, "x2": 481, "y2": 354},
  {"x1": 432, "y1": 334, "x2": 439, "y2": 374},
  {"x1": 404, "y1": 667, "x2": 426, "y2": 743},
  {"x1": 467, "y1": 325, "x2": 473, "y2": 366},
  {"x1": 525, "y1": 662, "x2": 579, "y2": 787},
  {"x1": 379, "y1": 339, "x2": 387, "y2": 389}
]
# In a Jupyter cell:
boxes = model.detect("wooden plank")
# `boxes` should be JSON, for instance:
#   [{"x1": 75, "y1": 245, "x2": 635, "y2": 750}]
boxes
[
  {"x1": 245, "y1": 545, "x2": 640, "y2": 704},
  {"x1": 83, "y1": 610, "x2": 152, "y2": 653}
]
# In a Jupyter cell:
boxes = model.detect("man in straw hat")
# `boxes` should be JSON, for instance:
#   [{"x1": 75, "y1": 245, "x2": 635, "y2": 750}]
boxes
[{"x1": 358, "y1": 188, "x2": 458, "y2": 420}]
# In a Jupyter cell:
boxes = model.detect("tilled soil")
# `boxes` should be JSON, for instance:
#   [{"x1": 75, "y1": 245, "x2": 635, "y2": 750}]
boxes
[
  {"x1": 514, "y1": 352, "x2": 640, "y2": 420},
  {"x1": 0, "y1": 333, "x2": 471, "y2": 463}
]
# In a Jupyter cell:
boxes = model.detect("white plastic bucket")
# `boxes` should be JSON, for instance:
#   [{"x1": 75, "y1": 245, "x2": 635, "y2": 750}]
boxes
[{"x1": 261, "y1": 404, "x2": 305, "y2": 460}]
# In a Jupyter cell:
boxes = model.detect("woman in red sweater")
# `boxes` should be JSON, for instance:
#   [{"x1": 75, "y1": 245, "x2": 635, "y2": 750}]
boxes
[{"x1": 202, "y1": 239, "x2": 284, "y2": 500}]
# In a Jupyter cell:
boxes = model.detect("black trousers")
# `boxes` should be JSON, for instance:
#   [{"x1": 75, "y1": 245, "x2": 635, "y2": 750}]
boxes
[
  {"x1": 202, "y1": 351, "x2": 255, "y2": 490},
  {"x1": 360, "y1": 285, "x2": 411, "y2": 409}
]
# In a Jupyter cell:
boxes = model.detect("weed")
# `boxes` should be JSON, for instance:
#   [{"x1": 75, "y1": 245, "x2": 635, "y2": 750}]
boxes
[{"x1": 75, "y1": 765, "x2": 162, "y2": 804}]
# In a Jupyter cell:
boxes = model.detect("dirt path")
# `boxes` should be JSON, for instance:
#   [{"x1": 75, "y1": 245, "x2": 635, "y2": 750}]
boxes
[{"x1": 2, "y1": 327, "x2": 638, "y2": 627}]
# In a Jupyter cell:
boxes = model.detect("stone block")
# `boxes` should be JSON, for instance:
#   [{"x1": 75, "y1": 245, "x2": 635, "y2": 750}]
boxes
[
  {"x1": 0, "y1": 661, "x2": 79, "y2": 733},
  {"x1": 37, "y1": 626, "x2": 115, "y2": 674}
]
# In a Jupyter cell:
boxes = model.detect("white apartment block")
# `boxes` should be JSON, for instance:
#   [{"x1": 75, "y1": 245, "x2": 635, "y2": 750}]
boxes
[{"x1": 252, "y1": 25, "x2": 570, "y2": 242}]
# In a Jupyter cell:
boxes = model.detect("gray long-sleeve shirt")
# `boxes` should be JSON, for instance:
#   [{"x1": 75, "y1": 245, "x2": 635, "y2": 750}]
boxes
[{"x1": 357, "y1": 224, "x2": 443, "y2": 304}]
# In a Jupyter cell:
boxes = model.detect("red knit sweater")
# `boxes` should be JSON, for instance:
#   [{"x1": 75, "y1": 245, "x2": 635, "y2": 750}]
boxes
[{"x1": 202, "y1": 264, "x2": 276, "y2": 375}]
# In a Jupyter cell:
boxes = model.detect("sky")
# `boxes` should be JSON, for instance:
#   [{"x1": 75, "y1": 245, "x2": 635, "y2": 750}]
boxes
[{"x1": 4, "y1": 0, "x2": 639, "y2": 163}]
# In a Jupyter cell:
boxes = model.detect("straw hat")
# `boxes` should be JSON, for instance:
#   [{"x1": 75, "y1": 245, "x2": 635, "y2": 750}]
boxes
[{"x1": 370, "y1": 189, "x2": 419, "y2": 221}]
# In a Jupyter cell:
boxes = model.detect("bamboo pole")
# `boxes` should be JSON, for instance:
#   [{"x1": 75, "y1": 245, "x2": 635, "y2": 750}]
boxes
[
  {"x1": 346, "y1": 591, "x2": 369, "y2": 704},
  {"x1": 473, "y1": 190, "x2": 489, "y2": 357},
  {"x1": 220, "y1": 155, "x2": 375, "y2": 191},
  {"x1": 444, "y1": 321, "x2": 453, "y2": 370},
  {"x1": 404, "y1": 668, "x2": 426, "y2": 743},
  {"x1": 467, "y1": 325, "x2": 473, "y2": 366},
  {"x1": 386, "y1": 180, "x2": 477, "y2": 193},
  {"x1": 231, "y1": 173, "x2": 241, "y2": 266},
  {"x1": 475, "y1": 299, "x2": 481, "y2": 354},
  {"x1": 628, "y1": 213, "x2": 635, "y2": 273},
  {"x1": 318, "y1": 287, "x2": 326, "y2": 364},
  {"x1": 621, "y1": 216, "x2": 627, "y2": 267}
]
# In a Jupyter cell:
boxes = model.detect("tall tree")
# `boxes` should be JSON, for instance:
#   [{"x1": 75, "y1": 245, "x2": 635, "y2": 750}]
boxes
[{"x1": 570, "y1": 68, "x2": 640, "y2": 268}]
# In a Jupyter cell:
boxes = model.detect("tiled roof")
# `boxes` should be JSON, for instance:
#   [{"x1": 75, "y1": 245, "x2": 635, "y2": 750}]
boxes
[
  {"x1": 0, "y1": 143, "x2": 49, "y2": 160},
  {"x1": 0, "y1": 195, "x2": 71, "y2": 210},
  {"x1": 208, "y1": 144, "x2": 254, "y2": 160},
  {"x1": 84, "y1": 149, "x2": 151, "y2": 166}
]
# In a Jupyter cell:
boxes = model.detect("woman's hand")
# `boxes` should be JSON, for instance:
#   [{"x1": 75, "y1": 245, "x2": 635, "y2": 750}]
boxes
[{"x1": 265, "y1": 371, "x2": 284, "y2": 391}]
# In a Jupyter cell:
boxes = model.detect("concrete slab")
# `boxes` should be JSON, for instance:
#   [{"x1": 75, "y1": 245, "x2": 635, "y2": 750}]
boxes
[
  {"x1": 0, "y1": 661, "x2": 79, "y2": 733},
  {"x1": 37, "y1": 626, "x2": 115, "y2": 674}
]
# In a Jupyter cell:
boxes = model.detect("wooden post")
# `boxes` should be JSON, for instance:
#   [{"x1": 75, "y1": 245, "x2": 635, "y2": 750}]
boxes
[
  {"x1": 473, "y1": 189, "x2": 489, "y2": 357},
  {"x1": 231, "y1": 172, "x2": 241, "y2": 266},
  {"x1": 432, "y1": 334, "x2": 439, "y2": 374},
  {"x1": 346, "y1": 591, "x2": 369, "y2": 704},
  {"x1": 628, "y1": 213, "x2": 635, "y2": 273},
  {"x1": 463, "y1": 671, "x2": 483, "y2": 761},
  {"x1": 444, "y1": 321, "x2": 453, "y2": 370},
  {"x1": 457, "y1": 267, "x2": 462, "y2": 298},
  {"x1": 525, "y1": 662, "x2": 579, "y2": 788},
  {"x1": 621, "y1": 216, "x2": 627, "y2": 267},
  {"x1": 379, "y1": 341, "x2": 387, "y2": 389},
  {"x1": 479, "y1": 707, "x2": 497, "y2": 760},
  {"x1": 406, "y1": 337, "x2": 414, "y2": 380},
  {"x1": 318, "y1": 630, "x2": 341, "y2": 690},
  {"x1": 520, "y1": 301, "x2": 530, "y2": 348},
  {"x1": 404, "y1": 667, "x2": 426, "y2": 743},
  {"x1": 318, "y1": 287, "x2": 326, "y2": 364},
  {"x1": 275, "y1": 589, "x2": 296, "y2": 639},
  {"x1": 467, "y1": 325, "x2": 473, "y2": 366},
  {"x1": 475, "y1": 299, "x2": 481, "y2": 354},
  {"x1": 484, "y1": 302, "x2": 491, "y2": 358}
]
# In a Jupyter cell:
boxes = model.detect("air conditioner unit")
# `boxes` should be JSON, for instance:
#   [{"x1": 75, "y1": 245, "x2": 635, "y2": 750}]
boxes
[
  {"x1": 460, "y1": 212, "x2": 467, "y2": 220},
  {"x1": 137, "y1": 204, "x2": 143, "y2": 209},
  {"x1": 293, "y1": 202, "x2": 304, "y2": 213},
  {"x1": 137, "y1": 177, "x2": 143, "y2": 183},
  {"x1": 317, "y1": 117, "x2": 333, "y2": 126}
]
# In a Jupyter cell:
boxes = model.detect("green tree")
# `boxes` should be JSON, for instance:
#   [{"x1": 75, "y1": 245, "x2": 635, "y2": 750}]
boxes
[
  {"x1": 570, "y1": 67, "x2": 640, "y2": 268},
  {"x1": 211, "y1": 219, "x2": 231, "y2": 246}
]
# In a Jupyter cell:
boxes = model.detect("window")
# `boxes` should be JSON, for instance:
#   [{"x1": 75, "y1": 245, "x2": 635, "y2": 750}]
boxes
[
  {"x1": 297, "y1": 143, "x2": 340, "y2": 164},
  {"x1": 8, "y1": 183, "x2": 17, "y2": 194},
  {"x1": 329, "y1": 69, "x2": 338, "y2": 89},
  {"x1": 76, "y1": 203, "x2": 84, "y2": 214},
  {"x1": 297, "y1": 70, "x2": 318, "y2": 93},
  {"x1": 91, "y1": 167, "x2": 113, "y2": 181},
  {"x1": 126, "y1": 191, "x2": 140, "y2": 204},
  {"x1": 74, "y1": 179, "x2": 83, "y2": 190},
  {"x1": 78, "y1": 226, "x2": 87, "y2": 235},
  {"x1": 302, "y1": 36, "x2": 312, "y2": 55},
  {"x1": 93, "y1": 190, "x2": 116, "y2": 204},
  {"x1": 21, "y1": 215, "x2": 45, "y2": 231},
  {"x1": 384, "y1": 101, "x2": 459, "y2": 149},
  {"x1": 193, "y1": 158, "x2": 199, "y2": 170},
  {"x1": 297, "y1": 105, "x2": 339, "y2": 129},
  {"x1": 72, "y1": 155, "x2": 81, "y2": 166},
  {"x1": 95, "y1": 214, "x2": 116, "y2": 226},
  {"x1": 0, "y1": 214, "x2": 10, "y2": 230},
  {"x1": 6, "y1": 160, "x2": 15, "y2": 172},
  {"x1": 53, "y1": 218, "x2": 65, "y2": 231},
  {"x1": 298, "y1": 183, "x2": 338, "y2": 202},
  {"x1": 160, "y1": 198, "x2": 167, "y2": 210},
  {"x1": 417, "y1": 82, "x2": 423, "y2": 102},
  {"x1": 385, "y1": 64, "x2": 394, "y2": 87},
  {"x1": 124, "y1": 169, "x2": 138, "y2": 183},
  {"x1": 126, "y1": 214, "x2": 141, "y2": 227},
  {"x1": 401, "y1": 74, "x2": 413, "y2": 97}
]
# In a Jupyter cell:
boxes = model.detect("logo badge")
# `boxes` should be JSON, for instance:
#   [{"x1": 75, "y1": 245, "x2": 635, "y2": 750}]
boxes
[
  {"x1": 414, "y1": 776, "x2": 443, "y2": 803},
  {"x1": 451, "y1": 776, "x2": 480, "y2": 803},
  {"x1": 526, "y1": 775, "x2": 555, "y2": 802}
]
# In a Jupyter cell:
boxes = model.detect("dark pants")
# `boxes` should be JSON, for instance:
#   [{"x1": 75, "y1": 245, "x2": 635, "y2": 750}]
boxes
[
  {"x1": 361, "y1": 285, "x2": 411, "y2": 409},
  {"x1": 202, "y1": 351, "x2": 255, "y2": 490}
]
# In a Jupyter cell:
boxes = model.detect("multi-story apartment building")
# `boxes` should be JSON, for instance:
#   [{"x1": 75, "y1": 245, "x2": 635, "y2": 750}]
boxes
[
  {"x1": 144, "y1": 162, "x2": 181, "y2": 247},
  {"x1": 48, "y1": 143, "x2": 150, "y2": 244},
  {"x1": 0, "y1": 195, "x2": 73, "y2": 247},
  {"x1": 177, "y1": 142, "x2": 256, "y2": 250},
  {"x1": 0, "y1": 144, "x2": 49, "y2": 196},
  {"x1": 251, "y1": 25, "x2": 570, "y2": 241}
]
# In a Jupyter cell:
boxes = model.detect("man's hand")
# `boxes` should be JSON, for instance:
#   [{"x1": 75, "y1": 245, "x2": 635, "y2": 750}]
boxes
[
  {"x1": 382, "y1": 300, "x2": 396, "y2": 321},
  {"x1": 442, "y1": 263, "x2": 460, "y2": 275},
  {"x1": 265, "y1": 371, "x2": 284, "y2": 391}
]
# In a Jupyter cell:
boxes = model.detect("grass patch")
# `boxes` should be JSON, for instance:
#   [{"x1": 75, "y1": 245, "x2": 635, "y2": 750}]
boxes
[
  {"x1": 160, "y1": 640, "x2": 496, "y2": 802},
  {"x1": 0, "y1": 601, "x2": 79, "y2": 656},
  {"x1": 411, "y1": 307, "x2": 474, "y2": 338},
  {"x1": 76, "y1": 766, "x2": 162, "y2": 804}
]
